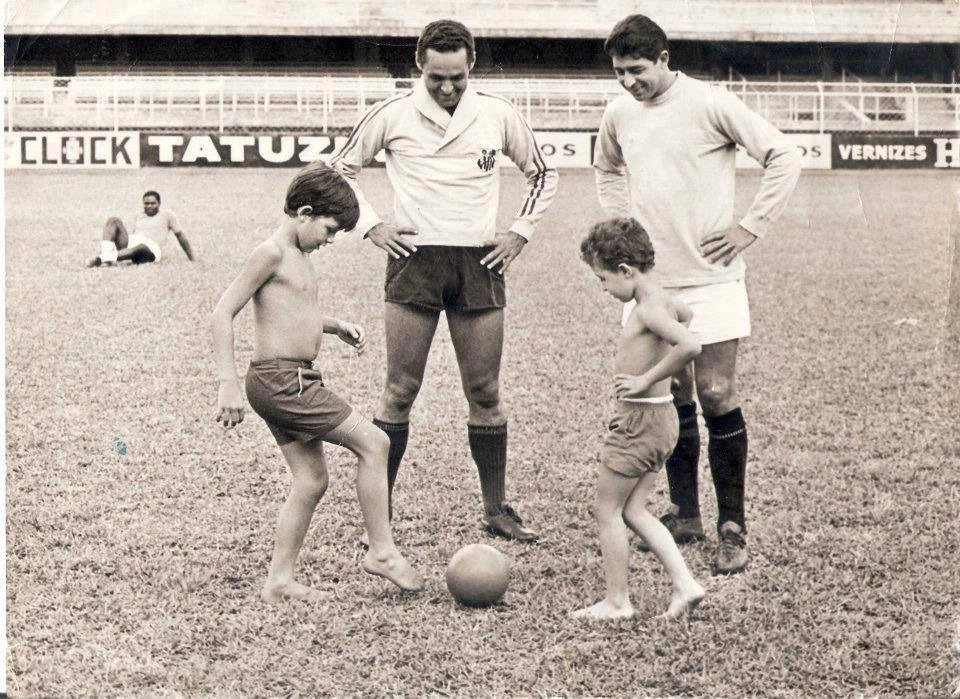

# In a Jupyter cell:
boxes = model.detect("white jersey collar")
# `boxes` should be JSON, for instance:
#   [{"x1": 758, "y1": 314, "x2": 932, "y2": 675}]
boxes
[{"x1": 414, "y1": 79, "x2": 481, "y2": 149}]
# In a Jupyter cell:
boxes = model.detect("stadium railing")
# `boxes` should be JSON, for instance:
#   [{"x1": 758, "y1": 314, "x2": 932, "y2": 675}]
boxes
[
  {"x1": 70, "y1": 63, "x2": 391, "y2": 78},
  {"x1": 721, "y1": 80, "x2": 960, "y2": 135},
  {"x1": 5, "y1": 75, "x2": 959, "y2": 134}
]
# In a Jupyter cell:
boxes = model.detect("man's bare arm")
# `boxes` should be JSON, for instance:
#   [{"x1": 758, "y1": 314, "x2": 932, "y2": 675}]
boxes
[{"x1": 174, "y1": 230, "x2": 195, "y2": 261}]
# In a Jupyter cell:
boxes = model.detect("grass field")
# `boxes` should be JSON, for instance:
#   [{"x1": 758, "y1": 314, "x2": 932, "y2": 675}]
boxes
[{"x1": 4, "y1": 166, "x2": 960, "y2": 697}]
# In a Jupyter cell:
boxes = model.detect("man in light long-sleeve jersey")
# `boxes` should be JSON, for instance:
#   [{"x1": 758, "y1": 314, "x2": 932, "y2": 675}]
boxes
[
  {"x1": 332, "y1": 19, "x2": 558, "y2": 542},
  {"x1": 594, "y1": 14, "x2": 801, "y2": 573}
]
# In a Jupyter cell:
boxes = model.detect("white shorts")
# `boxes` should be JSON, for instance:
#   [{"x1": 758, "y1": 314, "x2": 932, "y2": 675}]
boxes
[
  {"x1": 128, "y1": 233, "x2": 162, "y2": 262},
  {"x1": 622, "y1": 278, "x2": 751, "y2": 345}
]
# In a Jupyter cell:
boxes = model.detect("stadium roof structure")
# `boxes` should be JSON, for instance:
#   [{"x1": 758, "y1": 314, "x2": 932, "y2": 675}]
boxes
[{"x1": 4, "y1": 0, "x2": 960, "y2": 44}]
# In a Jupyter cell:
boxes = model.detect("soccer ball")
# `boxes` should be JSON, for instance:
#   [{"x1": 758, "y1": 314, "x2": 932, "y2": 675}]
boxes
[{"x1": 445, "y1": 543, "x2": 511, "y2": 608}]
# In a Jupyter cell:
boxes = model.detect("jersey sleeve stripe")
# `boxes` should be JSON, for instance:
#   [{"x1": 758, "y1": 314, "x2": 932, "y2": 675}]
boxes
[
  {"x1": 332, "y1": 90, "x2": 413, "y2": 162},
  {"x1": 476, "y1": 91, "x2": 551, "y2": 219},
  {"x1": 520, "y1": 172, "x2": 547, "y2": 216},
  {"x1": 519, "y1": 170, "x2": 548, "y2": 217},
  {"x1": 519, "y1": 166, "x2": 548, "y2": 216}
]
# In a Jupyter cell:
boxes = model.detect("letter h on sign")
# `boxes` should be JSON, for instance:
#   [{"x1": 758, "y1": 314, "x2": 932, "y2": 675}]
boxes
[{"x1": 933, "y1": 138, "x2": 960, "y2": 168}]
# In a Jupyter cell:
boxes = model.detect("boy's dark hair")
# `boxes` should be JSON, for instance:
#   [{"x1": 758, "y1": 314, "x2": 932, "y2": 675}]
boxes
[
  {"x1": 143, "y1": 190, "x2": 160, "y2": 203},
  {"x1": 284, "y1": 161, "x2": 360, "y2": 232},
  {"x1": 604, "y1": 14, "x2": 669, "y2": 61},
  {"x1": 581, "y1": 218, "x2": 655, "y2": 273},
  {"x1": 417, "y1": 19, "x2": 475, "y2": 65}
]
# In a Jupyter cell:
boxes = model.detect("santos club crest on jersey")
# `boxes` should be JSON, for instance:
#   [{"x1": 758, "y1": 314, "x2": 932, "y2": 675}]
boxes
[{"x1": 477, "y1": 148, "x2": 498, "y2": 171}]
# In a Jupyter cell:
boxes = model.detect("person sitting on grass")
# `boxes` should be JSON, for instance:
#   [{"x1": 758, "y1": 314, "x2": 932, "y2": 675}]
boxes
[
  {"x1": 572, "y1": 218, "x2": 705, "y2": 621},
  {"x1": 86, "y1": 190, "x2": 194, "y2": 267},
  {"x1": 210, "y1": 161, "x2": 424, "y2": 603}
]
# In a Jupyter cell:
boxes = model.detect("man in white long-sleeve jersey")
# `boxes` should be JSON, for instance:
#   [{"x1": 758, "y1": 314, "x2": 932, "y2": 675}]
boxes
[
  {"x1": 332, "y1": 19, "x2": 558, "y2": 542},
  {"x1": 594, "y1": 14, "x2": 801, "y2": 573}
]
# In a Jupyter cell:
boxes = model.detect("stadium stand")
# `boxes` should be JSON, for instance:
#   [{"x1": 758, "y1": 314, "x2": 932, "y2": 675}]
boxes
[
  {"x1": 4, "y1": 0, "x2": 959, "y2": 42},
  {"x1": 4, "y1": 1, "x2": 957, "y2": 133}
]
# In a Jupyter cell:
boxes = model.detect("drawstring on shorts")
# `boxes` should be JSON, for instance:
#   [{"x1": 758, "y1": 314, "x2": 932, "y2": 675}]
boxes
[{"x1": 297, "y1": 366, "x2": 325, "y2": 396}]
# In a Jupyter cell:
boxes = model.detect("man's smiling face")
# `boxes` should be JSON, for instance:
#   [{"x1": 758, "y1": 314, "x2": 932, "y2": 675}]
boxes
[
  {"x1": 420, "y1": 47, "x2": 472, "y2": 111},
  {"x1": 612, "y1": 51, "x2": 672, "y2": 102}
]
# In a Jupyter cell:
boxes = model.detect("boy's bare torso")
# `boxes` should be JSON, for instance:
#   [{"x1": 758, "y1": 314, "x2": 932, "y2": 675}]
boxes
[
  {"x1": 251, "y1": 237, "x2": 324, "y2": 362},
  {"x1": 614, "y1": 291, "x2": 687, "y2": 398}
]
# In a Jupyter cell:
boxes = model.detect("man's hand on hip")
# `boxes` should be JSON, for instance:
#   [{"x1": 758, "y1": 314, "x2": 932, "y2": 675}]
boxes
[
  {"x1": 480, "y1": 232, "x2": 527, "y2": 275},
  {"x1": 700, "y1": 225, "x2": 757, "y2": 266},
  {"x1": 367, "y1": 223, "x2": 418, "y2": 259}
]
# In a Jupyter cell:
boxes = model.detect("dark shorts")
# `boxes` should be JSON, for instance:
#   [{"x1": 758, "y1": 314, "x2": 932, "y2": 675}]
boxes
[
  {"x1": 126, "y1": 233, "x2": 160, "y2": 264},
  {"x1": 127, "y1": 245, "x2": 156, "y2": 264},
  {"x1": 384, "y1": 245, "x2": 506, "y2": 312},
  {"x1": 601, "y1": 400, "x2": 679, "y2": 478},
  {"x1": 245, "y1": 358, "x2": 354, "y2": 446}
]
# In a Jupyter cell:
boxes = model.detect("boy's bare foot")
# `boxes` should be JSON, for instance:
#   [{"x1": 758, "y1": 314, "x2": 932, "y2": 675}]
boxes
[
  {"x1": 570, "y1": 599, "x2": 635, "y2": 620},
  {"x1": 362, "y1": 549, "x2": 424, "y2": 591},
  {"x1": 260, "y1": 580, "x2": 326, "y2": 604},
  {"x1": 659, "y1": 583, "x2": 705, "y2": 620}
]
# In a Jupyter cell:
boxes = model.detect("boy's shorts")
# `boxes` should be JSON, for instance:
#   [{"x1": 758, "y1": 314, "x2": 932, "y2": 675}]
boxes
[
  {"x1": 621, "y1": 278, "x2": 751, "y2": 345},
  {"x1": 127, "y1": 233, "x2": 161, "y2": 263},
  {"x1": 384, "y1": 245, "x2": 506, "y2": 312},
  {"x1": 601, "y1": 399, "x2": 679, "y2": 478},
  {"x1": 245, "y1": 358, "x2": 354, "y2": 446}
]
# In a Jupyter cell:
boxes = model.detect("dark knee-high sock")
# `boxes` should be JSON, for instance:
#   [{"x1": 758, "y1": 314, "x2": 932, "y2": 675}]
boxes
[
  {"x1": 666, "y1": 402, "x2": 701, "y2": 519},
  {"x1": 372, "y1": 419, "x2": 408, "y2": 520},
  {"x1": 705, "y1": 407, "x2": 748, "y2": 532},
  {"x1": 467, "y1": 423, "x2": 507, "y2": 515}
]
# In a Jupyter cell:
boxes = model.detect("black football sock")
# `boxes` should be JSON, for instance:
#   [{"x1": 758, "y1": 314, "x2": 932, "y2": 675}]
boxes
[
  {"x1": 705, "y1": 407, "x2": 748, "y2": 532},
  {"x1": 372, "y1": 418, "x2": 409, "y2": 521},
  {"x1": 666, "y1": 402, "x2": 702, "y2": 519},
  {"x1": 468, "y1": 423, "x2": 507, "y2": 516}
]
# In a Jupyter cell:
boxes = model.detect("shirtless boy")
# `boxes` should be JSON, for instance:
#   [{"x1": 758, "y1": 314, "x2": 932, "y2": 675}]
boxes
[
  {"x1": 572, "y1": 218, "x2": 705, "y2": 620},
  {"x1": 211, "y1": 162, "x2": 423, "y2": 602}
]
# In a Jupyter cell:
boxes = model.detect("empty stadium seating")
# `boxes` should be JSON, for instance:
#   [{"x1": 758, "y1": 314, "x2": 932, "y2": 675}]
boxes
[
  {"x1": 5, "y1": 0, "x2": 958, "y2": 42},
  {"x1": 5, "y1": 1, "x2": 956, "y2": 133}
]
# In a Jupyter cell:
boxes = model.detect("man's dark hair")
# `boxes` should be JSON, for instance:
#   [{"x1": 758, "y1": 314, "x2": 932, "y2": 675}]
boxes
[
  {"x1": 603, "y1": 14, "x2": 669, "y2": 61},
  {"x1": 581, "y1": 218, "x2": 655, "y2": 273},
  {"x1": 284, "y1": 161, "x2": 360, "y2": 232},
  {"x1": 416, "y1": 19, "x2": 475, "y2": 65},
  {"x1": 143, "y1": 190, "x2": 161, "y2": 203}
]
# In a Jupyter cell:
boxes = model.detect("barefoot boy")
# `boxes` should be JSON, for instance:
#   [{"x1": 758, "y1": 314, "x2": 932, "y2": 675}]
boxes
[
  {"x1": 211, "y1": 162, "x2": 423, "y2": 602},
  {"x1": 572, "y1": 218, "x2": 705, "y2": 620}
]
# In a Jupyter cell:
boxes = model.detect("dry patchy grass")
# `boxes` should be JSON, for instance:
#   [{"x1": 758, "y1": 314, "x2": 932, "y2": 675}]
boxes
[{"x1": 5, "y1": 168, "x2": 960, "y2": 697}]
